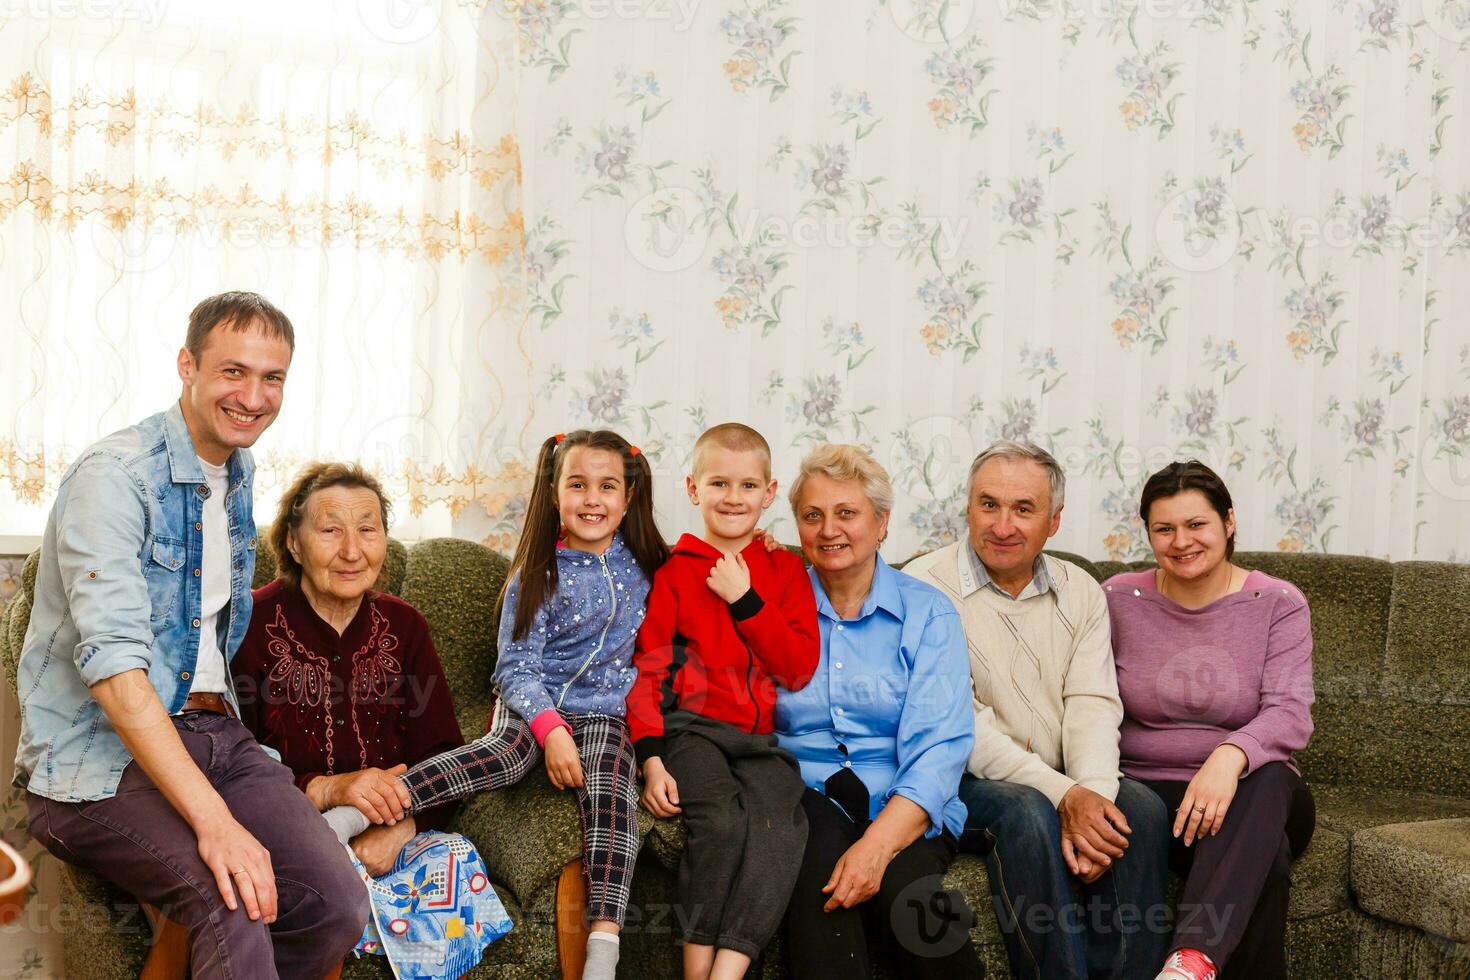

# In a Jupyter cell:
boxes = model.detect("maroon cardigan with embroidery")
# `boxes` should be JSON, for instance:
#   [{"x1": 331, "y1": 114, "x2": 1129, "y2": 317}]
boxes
[{"x1": 232, "y1": 580, "x2": 465, "y2": 833}]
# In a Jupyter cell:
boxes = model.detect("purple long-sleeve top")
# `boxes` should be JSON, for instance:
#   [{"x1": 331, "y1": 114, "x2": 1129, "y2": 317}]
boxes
[{"x1": 1102, "y1": 568, "x2": 1315, "y2": 782}]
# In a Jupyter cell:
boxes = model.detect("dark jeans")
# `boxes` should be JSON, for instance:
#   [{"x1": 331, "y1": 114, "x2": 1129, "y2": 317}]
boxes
[
  {"x1": 783, "y1": 788, "x2": 985, "y2": 980},
  {"x1": 1144, "y1": 762, "x2": 1315, "y2": 980},
  {"x1": 27, "y1": 712, "x2": 368, "y2": 979},
  {"x1": 662, "y1": 716, "x2": 808, "y2": 958},
  {"x1": 959, "y1": 775, "x2": 1170, "y2": 980}
]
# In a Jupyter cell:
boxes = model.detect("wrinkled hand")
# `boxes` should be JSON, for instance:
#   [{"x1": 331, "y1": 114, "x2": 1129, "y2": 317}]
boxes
[
  {"x1": 198, "y1": 816, "x2": 277, "y2": 923},
  {"x1": 544, "y1": 726, "x2": 585, "y2": 791},
  {"x1": 1058, "y1": 785, "x2": 1131, "y2": 878},
  {"x1": 639, "y1": 757, "x2": 682, "y2": 818},
  {"x1": 1176, "y1": 744, "x2": 1247, "y2": 846},
  {"x1": 352, "y1": 818, "x2": 416, "y2": 877},
  {"x1": 822, "y1": 834, "x2": 894, "y2": 912},
  {"x1": 330, "y1": 764, "x2": 410, "y2": 825},
  {"x1": 706, "y1": 552, "x2": 752, "y2": 603},
  {"x1": 755, "y1": 528, "x2": 782, "y2": 552}
]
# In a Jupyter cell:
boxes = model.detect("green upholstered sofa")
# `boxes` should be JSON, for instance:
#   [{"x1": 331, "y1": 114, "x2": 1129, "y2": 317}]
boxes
[{"x1": 4, "y1": 541, "x2": 1469, "y2": 978}]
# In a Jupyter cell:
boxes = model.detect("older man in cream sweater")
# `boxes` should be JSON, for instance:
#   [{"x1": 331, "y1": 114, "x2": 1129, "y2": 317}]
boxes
[{"x1": 906, "y1": 440, "x2": 1168, "y2": 980}]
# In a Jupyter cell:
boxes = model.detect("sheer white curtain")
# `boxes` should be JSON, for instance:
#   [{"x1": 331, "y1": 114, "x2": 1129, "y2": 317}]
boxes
[
  {"x1": 1, "y1": 5, "x2": 526, "y2": 973},
  {"x1": 0, "y1": 0, "x2": 528, "y2": 541}
]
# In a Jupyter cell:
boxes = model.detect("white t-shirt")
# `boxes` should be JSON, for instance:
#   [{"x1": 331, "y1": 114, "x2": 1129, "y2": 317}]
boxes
[{"x1": 188, "y1": 457, "x2": 232, "y2": 696}]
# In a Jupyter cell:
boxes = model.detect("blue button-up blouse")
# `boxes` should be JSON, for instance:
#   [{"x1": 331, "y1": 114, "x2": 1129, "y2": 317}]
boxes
[{"x1": 774, "y1": 555, "x2": 975, "y2": 838}]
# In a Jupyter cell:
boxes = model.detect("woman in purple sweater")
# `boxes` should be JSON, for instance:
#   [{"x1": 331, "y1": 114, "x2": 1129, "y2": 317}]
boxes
[{"x1": 1103, "y1": 461, "x2": 1315, "y2": 980}]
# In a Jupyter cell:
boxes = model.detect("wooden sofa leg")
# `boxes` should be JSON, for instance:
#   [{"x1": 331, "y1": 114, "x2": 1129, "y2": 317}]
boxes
[
  {"x1": 139, "y1": 904, "x2": 190, "y2": 979},
  {"x1": 555, "y1": 858, "x2": 590, "y2": 980}
]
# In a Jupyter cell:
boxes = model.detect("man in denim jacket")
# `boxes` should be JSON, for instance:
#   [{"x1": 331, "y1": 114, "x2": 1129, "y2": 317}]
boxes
[{"x1": 15, "y1": 292, "x2": 368, "y2": 978}]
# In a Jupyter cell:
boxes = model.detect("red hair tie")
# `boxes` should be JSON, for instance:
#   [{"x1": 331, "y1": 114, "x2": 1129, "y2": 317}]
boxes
[
  {"x1": 629, "y1": 444, "x2": 642, "y2": 457},
  {"x1": 554, "y1": 433, "x2": 565, "y2": 443}
]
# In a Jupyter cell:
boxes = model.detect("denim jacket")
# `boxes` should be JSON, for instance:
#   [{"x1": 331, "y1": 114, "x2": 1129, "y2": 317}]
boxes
[{"x1": 14, "y1": 403, "x2": 259, "y2": 802}]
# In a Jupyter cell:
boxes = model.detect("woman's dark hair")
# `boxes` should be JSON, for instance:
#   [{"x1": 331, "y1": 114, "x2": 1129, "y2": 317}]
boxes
[
  {"x1": 271, "y1": 462, "x2": 391, "y2": 590},
  {"x1": 1138, "y1": 459, "x2": 1236, "y2": 559},
  {"x1": 500, "y1": 429, "x2": 669, "y2": 641}
]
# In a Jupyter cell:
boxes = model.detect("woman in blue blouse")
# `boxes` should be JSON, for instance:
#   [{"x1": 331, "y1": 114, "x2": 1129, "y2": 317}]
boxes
[{"x1": 777, "y1": 444, "x2": 985, "y2": 979}]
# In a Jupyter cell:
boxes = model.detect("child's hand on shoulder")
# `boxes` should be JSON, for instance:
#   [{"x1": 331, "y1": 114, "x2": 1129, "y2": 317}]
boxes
[
  {"x1": 639, "y1": 757, "x2": 682, "y2": 818},
  {"x1": 706, "y1": 552, "x2": 752, "y2": 603},
  {"x1": 543, "y1": 726, "x2": 584, "y2": 791}
]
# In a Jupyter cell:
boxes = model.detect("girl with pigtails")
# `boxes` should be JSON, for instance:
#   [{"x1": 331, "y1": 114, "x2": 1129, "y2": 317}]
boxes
[{"x1": 325, "y1": 429, "x2": 669, "y2": 980}]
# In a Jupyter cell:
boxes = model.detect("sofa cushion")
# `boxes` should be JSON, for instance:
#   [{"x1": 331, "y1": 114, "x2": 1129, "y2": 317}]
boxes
[
  {"x1": 451, "y1": 771, "x2": 656, "y2": 912},
  {"x1": 1312, "y1": 783, "x2": 1470, "y2": 847},
  {"x1": 1351, "y1": 818, "x2": 1470, "y2": 943}
]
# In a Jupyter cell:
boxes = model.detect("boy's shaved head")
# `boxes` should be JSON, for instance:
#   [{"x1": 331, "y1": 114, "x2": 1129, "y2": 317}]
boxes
[{"x1": 692, "y1": 422, "x2": 772, "y2": 479}]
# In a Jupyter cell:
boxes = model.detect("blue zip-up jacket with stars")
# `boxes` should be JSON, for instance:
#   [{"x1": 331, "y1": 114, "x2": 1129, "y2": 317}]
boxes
[{"x1": 493, "y1": 532, "x2": 652, "y2": 745}]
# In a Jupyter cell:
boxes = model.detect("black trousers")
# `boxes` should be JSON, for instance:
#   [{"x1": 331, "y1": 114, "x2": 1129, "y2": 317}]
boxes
[
  {"x1": 783, "y1": 788, "x2": 985, "y2": 980},
  {"x1": 662, "y1": 717, "x2": 808, "y2": 957},
  {"x1": 1143, "y1": 762, "x2": 1315, "y2": 980}
]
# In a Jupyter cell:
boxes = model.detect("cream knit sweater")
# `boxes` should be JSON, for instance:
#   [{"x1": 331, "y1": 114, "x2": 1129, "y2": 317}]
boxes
[{"x1": 905, "y1": 542, "x2": 1123, "y2": 807}]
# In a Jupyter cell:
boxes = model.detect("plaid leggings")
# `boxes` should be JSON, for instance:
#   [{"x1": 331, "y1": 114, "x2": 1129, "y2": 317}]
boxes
[{"x1": 402, "y1": 701, "x2": 640, "y2": 925}]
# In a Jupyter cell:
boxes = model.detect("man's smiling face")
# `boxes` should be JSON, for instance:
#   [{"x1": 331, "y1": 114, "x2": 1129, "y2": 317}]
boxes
[{"x1": 177, "y1": 320, "x2": 292, "y2": 465}]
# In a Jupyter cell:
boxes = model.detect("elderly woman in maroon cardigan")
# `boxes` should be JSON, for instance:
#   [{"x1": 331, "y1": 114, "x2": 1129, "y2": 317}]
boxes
[{"x1": 232, "y1": 462, "x2": 464, "y2": 876}]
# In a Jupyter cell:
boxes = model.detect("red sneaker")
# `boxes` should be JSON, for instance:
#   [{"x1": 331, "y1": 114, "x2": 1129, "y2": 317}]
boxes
[{"x1": 1156, "y1": 948, "x2": 1218, "y2": 980}]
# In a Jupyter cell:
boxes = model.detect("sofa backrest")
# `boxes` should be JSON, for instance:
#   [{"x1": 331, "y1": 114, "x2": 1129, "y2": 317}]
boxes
[
  {"x1": 5, "y1": 539, "x2": 1465, "y2": 800},
  {"x1": 906, "y1": 546, "x2": 1467, "y2": 801},
  {"x1": 397, "y1": 538, "x2": 510, "y2": 740}
]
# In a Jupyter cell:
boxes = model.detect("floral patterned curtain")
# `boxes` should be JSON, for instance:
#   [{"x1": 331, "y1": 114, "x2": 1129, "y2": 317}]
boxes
[
  {"x1": 0, "y1": 1, "x2": 527, "y2": 543},
  {"x1": 497, "y1": 0, "x2": 1470, "y2": 562}
]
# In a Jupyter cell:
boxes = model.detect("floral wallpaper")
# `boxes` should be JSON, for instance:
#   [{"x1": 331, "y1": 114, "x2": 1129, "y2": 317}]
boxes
[{"x1": 494, "y1": 0, "x2": 1470, "y2": 563}]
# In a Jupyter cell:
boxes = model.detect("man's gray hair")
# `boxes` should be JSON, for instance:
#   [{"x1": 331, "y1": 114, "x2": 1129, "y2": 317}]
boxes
[{"x1": 966, "y1": 440, "x2": 1066, "y2": 515}]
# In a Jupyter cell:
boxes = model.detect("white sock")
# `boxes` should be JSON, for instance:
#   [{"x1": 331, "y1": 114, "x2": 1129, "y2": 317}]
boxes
[
  {"x1": 582, "y1": 931, "x2": 620, "y2": 980},
  {"x1": 323, "y1": 805, "x2": 371, "y2": 844}
]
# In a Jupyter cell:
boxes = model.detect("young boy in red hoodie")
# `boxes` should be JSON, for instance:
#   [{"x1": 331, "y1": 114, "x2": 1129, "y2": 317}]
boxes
[{"x1": 628, "y1": 423, "x2": 819, "y2": 980}]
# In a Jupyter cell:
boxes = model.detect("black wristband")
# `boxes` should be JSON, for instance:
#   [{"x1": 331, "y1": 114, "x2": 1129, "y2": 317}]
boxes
[{"x1": 728, "y1": 587, "x2": 764, "y2": 621}]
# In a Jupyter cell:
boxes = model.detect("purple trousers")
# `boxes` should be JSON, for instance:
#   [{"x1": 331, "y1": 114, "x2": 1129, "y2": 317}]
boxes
[{"x1": 26, "y1": 712, "x2": 368, "y2": 980}]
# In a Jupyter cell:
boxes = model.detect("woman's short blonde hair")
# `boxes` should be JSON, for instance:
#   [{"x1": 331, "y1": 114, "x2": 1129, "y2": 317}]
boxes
[
  {"x1": 269, "y1": 462, "x2": 391, "y2": 590},
  {"x1": 788, "y1": 443, "x2": 895, "y2": 517}
]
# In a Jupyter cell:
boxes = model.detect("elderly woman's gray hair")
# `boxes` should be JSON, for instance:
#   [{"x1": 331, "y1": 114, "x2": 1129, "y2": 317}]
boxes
[
  {"x1": 788, "y1": 443, "x2": 895, "y2": 516},
  {"x1": 967, "y1": 440, "x2": 1066, "y2": 515}
]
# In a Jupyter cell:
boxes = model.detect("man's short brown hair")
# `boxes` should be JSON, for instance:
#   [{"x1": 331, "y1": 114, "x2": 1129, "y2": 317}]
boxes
[
  {"x1": 692, "y1": 422, "x2": 772, "y2": 480},
  {"x1": 185, "y1": 291, "x2": 295, "y2": 360}
]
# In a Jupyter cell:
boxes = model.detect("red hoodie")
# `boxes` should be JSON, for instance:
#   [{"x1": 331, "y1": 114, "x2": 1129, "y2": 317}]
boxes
[{"x1": 628, "y1": 533, "x2": 820, "y2": 763}]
